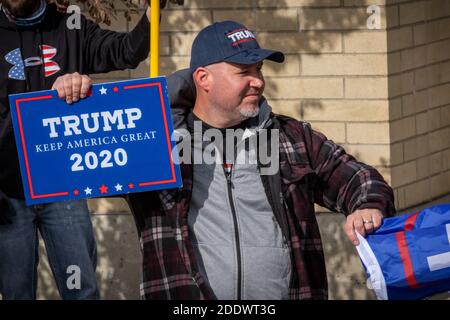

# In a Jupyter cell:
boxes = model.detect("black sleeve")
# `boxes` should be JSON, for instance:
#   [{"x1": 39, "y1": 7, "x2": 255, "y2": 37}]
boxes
[{"x1": 81, "y1": 12, "x2": 150, "y2": 74}]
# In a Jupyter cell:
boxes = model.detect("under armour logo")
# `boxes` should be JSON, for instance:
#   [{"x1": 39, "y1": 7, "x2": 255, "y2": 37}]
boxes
[
  {"x1": 5, "y1": 45, "x2": 60, "y2": 80},
  {"x1": 5, "y1": 48, "x2": 26, "y2": 80},
  {"x1": 40, "y1": 45, "x2": 60, "y2": 77}
]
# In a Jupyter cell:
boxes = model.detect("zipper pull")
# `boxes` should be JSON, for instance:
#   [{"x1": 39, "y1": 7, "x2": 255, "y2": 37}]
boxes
[
  {"x1": 223, "y1": 162, "x2": 234, "y2": 186},
  {"x1": 223, "y1": 162, "x2": 233, "y2": 176}
]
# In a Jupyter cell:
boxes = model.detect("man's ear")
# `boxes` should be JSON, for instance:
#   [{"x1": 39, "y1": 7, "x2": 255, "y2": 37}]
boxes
[{"x1": 193, "y1": 67, "x2": 211, "y2": 92}]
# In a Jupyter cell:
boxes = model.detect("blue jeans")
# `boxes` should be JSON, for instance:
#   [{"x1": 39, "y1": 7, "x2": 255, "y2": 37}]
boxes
[{"x1": 0, "y1": 198, "x2": 99, "y2": 300}]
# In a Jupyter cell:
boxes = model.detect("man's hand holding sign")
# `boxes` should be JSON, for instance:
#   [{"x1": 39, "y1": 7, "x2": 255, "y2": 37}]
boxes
[
  {"x1": 51, "y1": 72, "x2": 92, "y2": 104},
  {"x1": 9, "y1": 75, "x2": 181, "y2": 205}
]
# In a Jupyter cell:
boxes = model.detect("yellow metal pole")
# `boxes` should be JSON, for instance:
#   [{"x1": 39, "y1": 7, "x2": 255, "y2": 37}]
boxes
[{"x1": 150, "y1": 0, "x2": 160, "y2": 77}]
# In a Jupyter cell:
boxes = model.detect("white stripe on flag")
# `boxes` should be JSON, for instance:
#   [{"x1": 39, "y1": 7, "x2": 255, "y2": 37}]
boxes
[
  {"x1": 42, "y1": 48, "x2": 56, "y2": 55},
  {"x1": 44, "y1": 65, "x2": 60, "y2": 72}
]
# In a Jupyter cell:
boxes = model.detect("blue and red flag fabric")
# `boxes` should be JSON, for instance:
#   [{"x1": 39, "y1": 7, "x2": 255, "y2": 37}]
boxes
[{"x1": 356, "y1": 204, "x2": 450, "y2": 300}]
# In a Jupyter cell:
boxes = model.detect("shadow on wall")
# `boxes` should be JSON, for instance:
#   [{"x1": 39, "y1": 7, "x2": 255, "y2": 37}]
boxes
[
  {"x1": 161, "y1": 0, "x2": 373, "y2": 112},
  {"x1": 317, "y1": 213, "x2": 377, "y2": 300}
]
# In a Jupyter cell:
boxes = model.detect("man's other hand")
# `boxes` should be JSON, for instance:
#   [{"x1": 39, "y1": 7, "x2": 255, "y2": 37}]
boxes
[
  {"x1": 52, "y1": 72, "x2": 92, "y2": 104},
  {"x1": 344, "y1": 208, "x2": 384, "y2": 246}
]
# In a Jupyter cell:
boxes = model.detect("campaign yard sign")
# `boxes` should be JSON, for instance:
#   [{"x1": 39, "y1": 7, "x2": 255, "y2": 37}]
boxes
[{"x1": 9, "y1": 77, "x2": 182, "y2": 205}]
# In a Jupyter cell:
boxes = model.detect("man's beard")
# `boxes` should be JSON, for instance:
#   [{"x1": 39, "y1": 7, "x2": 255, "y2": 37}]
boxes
[
  {"x1": 239, "y1": 105, "x2": 260, "y2": 119},
  {"x1": 2, "y1": 0, "x2": 40, "y2": 18}
]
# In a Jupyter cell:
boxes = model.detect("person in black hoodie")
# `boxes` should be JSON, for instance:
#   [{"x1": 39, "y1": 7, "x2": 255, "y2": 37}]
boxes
[{"x1": 0, "y1": 0, "x2": 151, "y2": 299}]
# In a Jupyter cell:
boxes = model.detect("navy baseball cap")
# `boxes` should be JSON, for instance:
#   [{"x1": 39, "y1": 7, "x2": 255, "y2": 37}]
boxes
[{"x1": 190, "y1": 20, "x2": 285, "y2": 71}]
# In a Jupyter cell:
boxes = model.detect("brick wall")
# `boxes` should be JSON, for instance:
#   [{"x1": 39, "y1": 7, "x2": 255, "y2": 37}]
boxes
[{"x1": 386, "y1": 0, "x2": 450, "y2": 210}]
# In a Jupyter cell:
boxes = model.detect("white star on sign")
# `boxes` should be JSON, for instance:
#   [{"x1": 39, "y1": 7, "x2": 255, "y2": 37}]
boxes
[
  {"x1": 99, "y1": 86, "x2": 107, "y2": 95},
  {"x1": 115, "y1": 183, "x2": 123, "y2": 192},
  {"x1": 84, "y1": 187, "x2": 92, "y2": 195}
]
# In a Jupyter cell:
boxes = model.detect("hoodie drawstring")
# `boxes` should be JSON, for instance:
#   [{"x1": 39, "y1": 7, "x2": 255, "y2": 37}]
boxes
[
  {"x1": 39, "y1": 27, "x2": 45, "y2": 89},
  {"x1": 13, "y1": 24, "x2": 46, "y2": 94},
  {"x1": 17, "y1": 29, "x2": 32, "y2": 92}
]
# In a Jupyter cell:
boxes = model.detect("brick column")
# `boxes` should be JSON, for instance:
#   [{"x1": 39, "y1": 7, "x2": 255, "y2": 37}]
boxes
[{"x1": 387, "y1": 0, "x2": 450, "y2": 210}]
